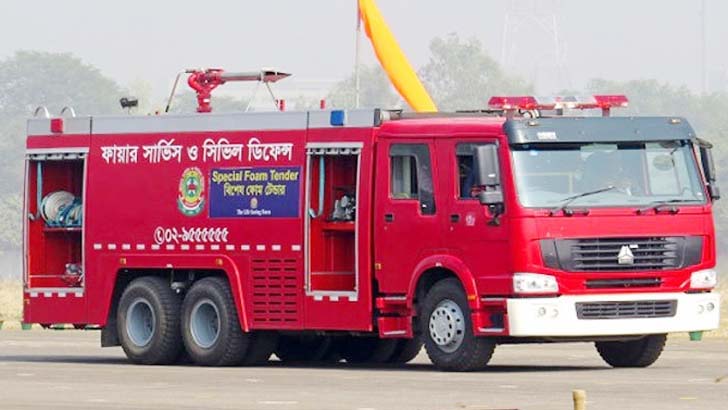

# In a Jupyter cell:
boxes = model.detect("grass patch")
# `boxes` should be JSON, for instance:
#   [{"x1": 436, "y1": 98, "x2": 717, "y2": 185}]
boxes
[{"x1": 0, "y1": 279, "x2": 22, "y2": 325}]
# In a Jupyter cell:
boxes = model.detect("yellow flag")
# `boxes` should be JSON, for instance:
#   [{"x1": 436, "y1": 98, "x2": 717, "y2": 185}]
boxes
[{"x1": 358, "y1": 0, "x2": 438, "y2": 112}]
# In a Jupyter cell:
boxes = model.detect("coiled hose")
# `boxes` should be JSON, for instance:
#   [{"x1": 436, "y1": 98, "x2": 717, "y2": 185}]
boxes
[{"x1": 40, "y1": 191, "x2": 82, "y2": 227}]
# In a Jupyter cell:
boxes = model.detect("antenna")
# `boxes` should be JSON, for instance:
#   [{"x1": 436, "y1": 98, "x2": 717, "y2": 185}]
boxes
[{"x1": 501, "y1": 0, "x2": 570, "y2": 92}]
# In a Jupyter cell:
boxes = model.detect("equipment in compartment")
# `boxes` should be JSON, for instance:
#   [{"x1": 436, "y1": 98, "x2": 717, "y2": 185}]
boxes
[
  {"x1": 330, "y1": 193, "x2": 356, "y2": 222},
  {"x1": 40, "y1": 190, "x2": 83, "y2": 227}
]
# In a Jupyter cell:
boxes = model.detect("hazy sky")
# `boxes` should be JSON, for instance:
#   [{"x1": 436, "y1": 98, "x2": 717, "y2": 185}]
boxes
[{"x1": 2, "y1": 0, "x2": 726, "y2": 104}]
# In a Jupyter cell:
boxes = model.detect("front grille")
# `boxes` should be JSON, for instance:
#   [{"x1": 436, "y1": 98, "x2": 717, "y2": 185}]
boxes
[
  {"x1": 585, "y1": 277, "x2": 662, "y2": 289},
  {"x1": 542, "y1": 236, "x2": 702, "y2": 272},
  {"x1": 573, "y1": 237, "x2": 678, "y2": 271},
  {"x1": 576, "y1": 300, "x2": 677, "y2": 320}
]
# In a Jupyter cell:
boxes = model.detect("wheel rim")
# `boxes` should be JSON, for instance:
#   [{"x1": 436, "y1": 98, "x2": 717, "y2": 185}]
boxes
[
  {"x1": 428, "y1": 299, "x2": 465, "y2": 353},
  {"x1": 125, "y1": 298, "x2": 156, "y2": 347},
  {"x1": 190, "y1": 299, "x2": 221, "y2": 349}
]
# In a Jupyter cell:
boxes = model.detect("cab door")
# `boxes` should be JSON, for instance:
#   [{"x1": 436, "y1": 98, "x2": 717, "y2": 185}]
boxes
[
  {"x1": 374, "y1": 139, "x2": 443, "y2": 294},
  {"x1": 437, "y1": 139, "x2": 510, "y2": 293}
]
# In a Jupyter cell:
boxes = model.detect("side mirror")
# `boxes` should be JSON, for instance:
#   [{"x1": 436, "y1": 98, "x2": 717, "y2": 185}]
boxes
[
  {"x1": 477, "y1": 190, "x2": 504, "y2": 206},
  {"x1": 473, "y1": 145, "x2": 505, "y2": 225},
  {"x1": 473, "y1": 145, "x2": 501, "y2": 187},
  {"x1": 699, "y1": 146, "x2": 721, "y2": 200}
]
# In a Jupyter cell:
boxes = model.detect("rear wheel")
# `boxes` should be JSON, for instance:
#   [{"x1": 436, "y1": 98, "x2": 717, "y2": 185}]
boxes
[
  {"x1": 181, "y1": 277, "x2": 250, "y2": 366},
  {"x1": 117, "y1": 276, "x2": 183, "y2": 365},
  {"x1": 388, "y1": 336, "x2": 423, "y2": 364},
  {"x1": 595, "y1": 334, "x2": 667, "y2": 368},
  {"x1": 421, "y1": 278, "x2": 495, "y2": 372},
  {"x1": 340, "y1": 336, "x2": 398, "y2": 364}
]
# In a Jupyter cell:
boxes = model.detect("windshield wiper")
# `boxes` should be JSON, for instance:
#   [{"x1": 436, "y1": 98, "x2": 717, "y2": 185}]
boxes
[
  {"x1": 550, "y1": 186, "x2": 616, "y2": 216},
  {"x1": 637, "y1": 199, "x2": 697, "y2": 214}
]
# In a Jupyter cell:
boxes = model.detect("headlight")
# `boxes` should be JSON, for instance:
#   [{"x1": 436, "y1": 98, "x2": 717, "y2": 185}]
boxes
[
  {"x1": 690, "y1": 269, "x2": 718, "y2": 289},
  {"x1": 513, "y1": 273, "x2": 559, "y2": 294}
]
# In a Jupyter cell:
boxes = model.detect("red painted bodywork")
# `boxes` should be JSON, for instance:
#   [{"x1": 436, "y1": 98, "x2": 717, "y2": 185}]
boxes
[{"x1": 23, "y1": 113, "x2": 716, "y2": 337}]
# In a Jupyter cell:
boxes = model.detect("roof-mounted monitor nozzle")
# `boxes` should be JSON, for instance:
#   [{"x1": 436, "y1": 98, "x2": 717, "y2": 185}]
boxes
[
  {"x1": 165, "y1": 68, "x2": 291, "y2": 113},
  {"x1": 487, "y1": 95, "x2": 629, "y2": 118}
]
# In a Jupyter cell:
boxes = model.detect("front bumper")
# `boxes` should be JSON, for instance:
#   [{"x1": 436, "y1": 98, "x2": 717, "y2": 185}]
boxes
[{"x1": 506, "y1": 292, "x2": 720, "y2": 337}]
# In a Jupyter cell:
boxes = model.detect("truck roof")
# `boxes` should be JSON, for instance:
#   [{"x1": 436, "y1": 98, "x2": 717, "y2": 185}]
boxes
[{"x1": 27, "y1": 109, "x2": 699, "y2": 146}]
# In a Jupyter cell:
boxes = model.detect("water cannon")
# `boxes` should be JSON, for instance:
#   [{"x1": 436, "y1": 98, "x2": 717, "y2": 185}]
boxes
[
  {"x1": 487, "y1": 95, "x2": 629, "y2": 118},
  {"x1": 165, "y1": 68, "x2": 291, "y2": 113}
]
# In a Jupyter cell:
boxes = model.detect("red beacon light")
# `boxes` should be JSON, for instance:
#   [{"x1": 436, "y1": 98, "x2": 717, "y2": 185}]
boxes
[{"x1": 488, "y1": 94, "x2": 629, "y2": 117}]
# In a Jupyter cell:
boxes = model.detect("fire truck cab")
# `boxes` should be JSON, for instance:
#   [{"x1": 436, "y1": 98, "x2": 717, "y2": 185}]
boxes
[{"x1": 23, "y1": 91, "x2": 721, "y2": 371}]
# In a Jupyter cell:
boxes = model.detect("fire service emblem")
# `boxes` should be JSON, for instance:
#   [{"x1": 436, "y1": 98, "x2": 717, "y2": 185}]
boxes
[{"x1": 177, "y1": 167, "x2": 205, "y2": 216}]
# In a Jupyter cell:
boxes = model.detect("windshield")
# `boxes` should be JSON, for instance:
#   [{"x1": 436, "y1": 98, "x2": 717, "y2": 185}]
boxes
[{"x1": 511, "y1": 141, "x2": 706, "y2": 208}]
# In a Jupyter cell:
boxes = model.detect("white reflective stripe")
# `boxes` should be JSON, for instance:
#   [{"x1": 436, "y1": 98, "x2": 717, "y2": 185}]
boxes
[
  {"x1": 210, "y1": 244, "x2": 220, "y2": 251},
  {"x1": 75, "y1": 292, "x2": 83, "y2": 298},
  {"x1": 43, "y1": 292, "x2": 52, "y2": 297},
  {"x1": 195, "y1": 244, "x2": 205, "y2": 251},
  {"x1": 151, "y1": 244, "x2": 161, "y2": 250},
  {"x1": 166, "y1": 244, "x2": 175, "y2": 250},
  {"x1": 57, "y1": 292, "x2": 66, "y2": 298},
  {"x1": 291, "y1": 245, "x2": 302, "y2": 251},
  {"x1": 93, "y1": 244, "x2": 102, "y2": 250},
  {"x1": 181, "y1": 244, "x2": 190, "y2": 250},
  {"x1": 329, "y1": 295, "x2": 339, "y2": 302},
  {"x1": 30, "y1": 292, "x2": 38, "y2": 298},
  {"x1": 313, "y1": 294, "x2": 323, "y2": 301},
  {"x1": 348, "y1": 295, "x2": 358, "y2": 302},
  {"x1": 256, "y1": 245, "x2": 266, "y2": 251},
  {"x1": 241, "y1": 245, "x2": 251, "y2": 251},
  {"x1": 121, "y1": 244, "x2": 131, "y2": 250},
  {"x1": 225, "y1": 244, "x2": 235, "y2": 251},
  {"x1": 272, "y1": 245, "x2": 281, "y2": 251},
  {"x1": 107, "y1": 244, "x2": 117, "y2": 250},
  {"x1": 383, "y1": 330, "x2": 407, "y2": 336},
  {"x1": 136, "y1": 244, "x2": 146, "y2": 250}
]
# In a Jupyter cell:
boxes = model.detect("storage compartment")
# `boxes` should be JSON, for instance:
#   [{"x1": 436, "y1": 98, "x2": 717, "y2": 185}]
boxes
[
  {"x1": 306, "y1": 147, "x2": 360, "y2": 293},
  {"x1": 26, "y1": 157, "x2": 85, "y2": 289}
]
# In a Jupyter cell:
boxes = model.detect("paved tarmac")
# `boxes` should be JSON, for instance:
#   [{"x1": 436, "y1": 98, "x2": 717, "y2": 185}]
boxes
[{"x1": 0, "y1": 331, "x2": 726, "y2": 410}]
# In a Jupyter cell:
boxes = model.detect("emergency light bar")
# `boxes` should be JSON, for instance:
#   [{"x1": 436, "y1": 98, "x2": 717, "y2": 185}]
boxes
[{"x1": 488, "y1": 95, "x2": 629, "y2": 117}]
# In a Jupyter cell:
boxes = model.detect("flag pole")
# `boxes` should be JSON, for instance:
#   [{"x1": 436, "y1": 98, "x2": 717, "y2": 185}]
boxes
[{"x1": 355, "y1": 1, "x2": 362, "y2": 108}]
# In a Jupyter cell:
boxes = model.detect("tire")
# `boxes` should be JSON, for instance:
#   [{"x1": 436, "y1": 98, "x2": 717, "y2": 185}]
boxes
[
  {"x1": 388, "y1": 336, "x2": 423, "y2": 364},
  {"x1": 595, "y1": 334, "x2": 667, "y2": 368},
  {"x1": 181, "y1": 277, "x2": 250, "y2": 366},
  {"x1": 421, "y1": 278, "x2": 496, "y2": 372},
  {"x1": 340, "y1": 336, "x2": 398, "y2": 364},
  {"x1": 241, "y1": 331, "x2": 279, "y2": 365},
  {"x1": 275, "y1": 335, "x2": 336, "y2": 363},
  {"x1": 117, "y1": 276, "x2": 183, "y2": 365}
]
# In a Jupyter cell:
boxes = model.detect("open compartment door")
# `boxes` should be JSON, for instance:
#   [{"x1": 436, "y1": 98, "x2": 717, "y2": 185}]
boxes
[
  {"x1": 303, "y1": 142, "x2": 372, "y2": 330},
  {"x1": 24, "y1": 150, "x2": 87, "y2": 324}
]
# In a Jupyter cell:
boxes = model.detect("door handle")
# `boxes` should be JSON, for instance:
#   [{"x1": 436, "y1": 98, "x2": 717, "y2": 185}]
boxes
[
  {"x1": 384, "y1": 213, "x2": 394, "y2": 222},
  {"x1": 450, "y1": 214, "x2": 460, "y2": 223}
]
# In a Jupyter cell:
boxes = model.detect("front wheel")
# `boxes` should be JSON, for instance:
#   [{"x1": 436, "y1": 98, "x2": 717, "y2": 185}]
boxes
[
  {"x1": 421, "y1": 278, "x2": 495, "y2": 372},
  {"x1": 595, "y1": 334, "x2": 667, "y2": 368}
]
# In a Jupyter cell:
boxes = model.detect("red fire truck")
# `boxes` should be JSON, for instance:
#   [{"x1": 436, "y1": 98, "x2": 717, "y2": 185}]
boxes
[{"x1": 23, "y1": 71, "x2": 721, "y2": 371}]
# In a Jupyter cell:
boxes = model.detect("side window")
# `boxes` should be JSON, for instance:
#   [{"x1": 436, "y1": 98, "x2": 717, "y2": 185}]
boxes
[
  {"x1": 456, "y1": 142, "x2": 491, "y2": 199},
  {"x1": 390, "y1": 144, "x2": 436, "y2": 214}
]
